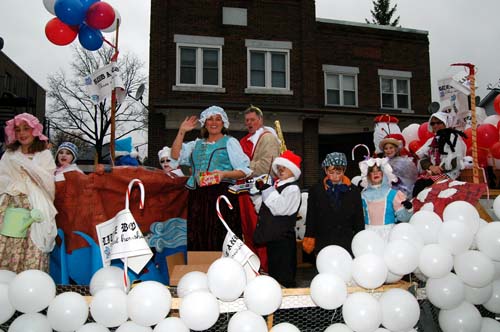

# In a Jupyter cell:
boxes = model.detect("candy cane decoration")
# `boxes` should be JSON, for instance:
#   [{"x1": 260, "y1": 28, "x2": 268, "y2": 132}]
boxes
[
  {"x1": 352, "y1": 144, "x2": 371, "y2": 161},
  {"x1": 216, "y1": 195, "x2": 233, "y2": 233},
  {"x1": 125, "y1": 179, "x2": 145, "y2": 210}
]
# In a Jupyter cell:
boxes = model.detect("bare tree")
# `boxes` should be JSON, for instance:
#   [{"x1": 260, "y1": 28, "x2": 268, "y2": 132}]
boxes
[{"x1": 47, "y1": 45, "x2": 147, "y2": 162}]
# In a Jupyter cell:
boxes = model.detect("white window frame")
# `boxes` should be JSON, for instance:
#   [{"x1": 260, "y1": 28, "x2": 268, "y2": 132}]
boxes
[
  {"x1": 245, "y1": 39, "x2": 293, "y2": 95},
  {"x1": 323, "y1": 65, "x2": 359, "y2": 107},
  {"x1": 378, "y1": 69, "x2": 413, "y2": 113},
  {"x1": 173, "y1": 34, "x2": 225, "y2": 93}
]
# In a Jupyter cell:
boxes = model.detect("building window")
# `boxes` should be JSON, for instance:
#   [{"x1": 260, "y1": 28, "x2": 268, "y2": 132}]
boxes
[
  {"x1": 245, "y1": 39, "x2": 293, "y2": 95},
  {"x1": 323, "y1": 65, "x2": 359, "y2": 107},
  {"x1": 378, "y1": 69, "x2": 412, "y2": 111},
  {"x1": 173, "y1": 34, "x2": 225, "y2": 93}
]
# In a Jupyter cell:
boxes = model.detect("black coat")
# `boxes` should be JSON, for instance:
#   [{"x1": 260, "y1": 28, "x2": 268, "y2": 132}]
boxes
[{"x1": 304, "y1": 181, "x2": 365, "y2": 255}]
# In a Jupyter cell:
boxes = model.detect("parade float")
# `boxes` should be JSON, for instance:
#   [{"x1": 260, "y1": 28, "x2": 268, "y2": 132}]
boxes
[{"x1": 2, "y1": 0, "x2": 500, "y2": 331}]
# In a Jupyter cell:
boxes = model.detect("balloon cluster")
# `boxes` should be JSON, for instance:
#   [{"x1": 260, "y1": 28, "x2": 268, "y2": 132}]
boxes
[
  {"x1": 312, "y1": 201, "x2": 500, "y2": 331},
  {"x1": 43, "y1": 0, "x2": 120, "y2": 51}
]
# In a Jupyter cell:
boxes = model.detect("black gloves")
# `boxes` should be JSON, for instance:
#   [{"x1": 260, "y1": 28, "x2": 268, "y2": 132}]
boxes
[
  {"x1": 402, "y1": 199, "x2": 413, "y2": 210},
  {"x1": 255, "y1": 179, "x2": 271, "y2": 192}
]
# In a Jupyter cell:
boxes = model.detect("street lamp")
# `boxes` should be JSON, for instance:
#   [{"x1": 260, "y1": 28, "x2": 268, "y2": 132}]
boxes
[{"x1": 128, "y1": 83, "x2": 148, "y2": 110}]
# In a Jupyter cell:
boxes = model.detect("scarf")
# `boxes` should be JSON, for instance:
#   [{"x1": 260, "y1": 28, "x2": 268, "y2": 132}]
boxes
[{"x1": 323, "y1": 176, "x2": 351, "y2": 208}]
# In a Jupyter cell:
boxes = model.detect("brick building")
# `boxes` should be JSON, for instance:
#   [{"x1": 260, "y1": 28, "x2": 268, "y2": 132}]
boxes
[
  {"x1": 0, "y1": 51, "x2": 46, "y2": 142},
  {"x1": 148, "y1": 0, "x2": 432, "y2": 186}
]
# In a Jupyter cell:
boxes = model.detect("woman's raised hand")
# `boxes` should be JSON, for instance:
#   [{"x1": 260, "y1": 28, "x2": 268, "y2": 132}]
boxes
[{"x1": 180, "y1": 116, "x2": 199, "y2": 133}]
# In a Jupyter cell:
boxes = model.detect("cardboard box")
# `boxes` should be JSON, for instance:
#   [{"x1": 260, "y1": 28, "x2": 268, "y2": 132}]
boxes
[{"x1": 169, "y1": 251, "x2": 222, "y2": 286}]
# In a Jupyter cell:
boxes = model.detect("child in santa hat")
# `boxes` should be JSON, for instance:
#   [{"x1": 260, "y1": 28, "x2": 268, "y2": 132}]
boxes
[{"x1": 253, "y1": 150, "x2": 302, "y2": 287}]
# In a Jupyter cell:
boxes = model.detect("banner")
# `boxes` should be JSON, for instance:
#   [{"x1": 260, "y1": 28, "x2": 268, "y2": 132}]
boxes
[{"x1": 84, "y1": 62, "x2": 126, "y2": 105}]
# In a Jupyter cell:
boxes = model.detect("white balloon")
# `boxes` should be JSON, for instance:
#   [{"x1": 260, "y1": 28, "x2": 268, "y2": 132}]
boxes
[
  {"x1": 493, "y1": 260, "x2": 500, "y2": 280},
  {"x1": 483, "y1": 279, "x2": 500, "y2": 314},
  {"x1": 47, "y1": 292, "x2": 88, "y2": 332},
  {"x1": 207, "y1": 257, "x2": 246, "y2": 302},
  {"x1": 493, "y1": 196, "x2": 500, "y2": 220},
  {"x1": 383, "y1": 239, "x2": 419, "y2": 275},
  {"x1": 481, "y1": 317, "x2": 500, "y2": 332},
  {"x1": 0, "y1": 284, "x2": 15, "y2": 324},
  {"x1": 90, "y1": 288, "x2": 128, "y2": 327},
  {"x1": 270, "y1": 322, "x2": 301, "y2": 332},
  {"x1": 0, "y1": 270, "x2": 16, "y2": 284},
  {"x1": 389, "y1": 223, "x2": 424, "y2": 252},
  {"x1": 342, "y1": 292, "x2": 382, "y2": 332},
  {"x1": 177, "y1": 271, "x2": 209, "y2": 298},
  {"x1": 102, "y1": 8, "x2": 121, "y2": 33},
  {"x1": 385, "y1": 271, "x2": 403, "y2": 283},
  {"x1": 76, "y1": 323, "x2": 111, "y2": 332},
  {"x1": 409, "y1": 210, "x2": 442, "y2": 244},
  {"x1": 418, "y1": 244, "x2": 453, "y2": 279},
  {"x1": 425, "y1": 273, "x2": 464, "y2": 309},
  {"x1": 153, "y1": 317, "x2": 189, "y2": 332},
  {"x1": 42, "y1": 0, "x2": 56, "y2": 15},
  {"x1": 89, "y1": 266, "x2": 129, "y2": 296},
  {"x1": 8, "y1": 269, "x2": 56, "y2": 313},
  {"x1": 179, "y1": 291, "x2": 219, "y2": 331},
  {"x1": 464, "y1": 283, "x2": 493, "y2": 305},
  {"x1": 310, "y1": 273, "x2": 347, "y2": 310},
  {"x1": 483, "y1": 114, "x2": 500, "y2": 126},
  {"x1": 351, "y1": 230, "x2": 385, "y2": 257},
  {"x1": 402, "y1": 124, "x2": 420, "y2": 149},
  {"x1": 8, "y1": 313, "x2": 52, "y2": 332},
  {"x1": 227, "y1": 310, "x2": 267, "y2": 332},
  {"x1": 244, "y1": 275, "x2": 282, "y2": 315},
  {"x1": 352, "y1": 253, "x2": 387, "y2": 289},
  {"x1": 127, "y1": 281, "x2": 172, "y2": 327},
  {"x1": 443, "y1": 201, "x2": 480, "y2": 235},
  {"x1": 379, "y1": 289, "x2": 420, "y2": 331},
  {"x1": 438, "y1": 301, "x2": 481, "y2": 332},
  {"x1": 316, "y1": 245, "x2": 353, "y2": 282},
  {"x1": 115, "y1": 321, "x2": 153, "y2": 332},
  {"x1": 324, "y1": 323, "x2": 353, "y2": 332},
  {"x1": 437, "y1": 219, "x2": 474, "y2": 255},
  {"x1": 476, "y1": 221, "x2": 500, "y2": 261},
  {"x1": 454, "y1": 250, "x2": 495, "y2": 287}
]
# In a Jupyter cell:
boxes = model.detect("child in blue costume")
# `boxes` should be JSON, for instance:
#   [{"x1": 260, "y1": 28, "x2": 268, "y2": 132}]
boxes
[{"x1": 359, "y1": 158, "x2": 413, "y2": 242}]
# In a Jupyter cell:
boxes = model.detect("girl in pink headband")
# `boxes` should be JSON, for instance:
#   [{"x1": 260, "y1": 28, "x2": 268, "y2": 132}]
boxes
[{"x1": 0, "y1": 113, "x2": 57, "y2": 273}]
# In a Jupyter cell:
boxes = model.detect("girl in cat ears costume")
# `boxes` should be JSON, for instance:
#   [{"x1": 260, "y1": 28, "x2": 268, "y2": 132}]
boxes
[{"x1": 359, "y1": 157, "x2": 413, "y2": 242}]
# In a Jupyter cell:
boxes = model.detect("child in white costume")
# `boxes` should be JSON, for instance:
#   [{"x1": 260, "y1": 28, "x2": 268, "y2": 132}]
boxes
[
  {"x1": 359, "y1": 158, "x2": 413, "y2": 242},
  {"x1": 0, "y1": 113, "x2": 57, "y2": 272}
]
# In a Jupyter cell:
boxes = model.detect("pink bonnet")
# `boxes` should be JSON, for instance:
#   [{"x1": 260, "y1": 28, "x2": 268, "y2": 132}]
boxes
[{"x1": 4, "y1": 113, "x2": 48, "y2": 144}]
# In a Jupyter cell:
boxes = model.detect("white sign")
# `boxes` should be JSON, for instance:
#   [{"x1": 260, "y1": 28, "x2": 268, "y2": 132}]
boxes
[
  {"x1": 222, "y1": 230, "x2": 260, "y2": 282},
  {"x1": 84, "y1": 62, "x2": 126, "y2": 105}
]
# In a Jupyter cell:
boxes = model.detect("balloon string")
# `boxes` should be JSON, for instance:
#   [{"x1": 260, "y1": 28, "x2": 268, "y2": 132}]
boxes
[{"x1": 102, "y1": 37, "x2": 116, "y2": 50}]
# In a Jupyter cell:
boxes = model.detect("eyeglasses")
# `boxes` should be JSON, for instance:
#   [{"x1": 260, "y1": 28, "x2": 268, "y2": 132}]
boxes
[
  {"x1": 430, "y1": 121, "x2": 444, "y2": 126},
  {"x1": 160, "y1": 159, "x2": 170, "y2": 164}
]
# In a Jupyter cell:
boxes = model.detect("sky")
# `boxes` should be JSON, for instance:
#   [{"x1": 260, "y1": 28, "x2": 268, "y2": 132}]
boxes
[{"x1": 0, "y1": 0, "x2": 499, "y2": 126}]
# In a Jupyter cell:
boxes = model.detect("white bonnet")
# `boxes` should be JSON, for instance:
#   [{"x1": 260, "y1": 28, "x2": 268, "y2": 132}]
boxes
[
  {"x1": 358, "y1": 157, "x2": 397, "y2": 187},
  {"x1": 158, "y1": 146, "x2": 171, "y2": 161},
  {"x1": 199, "y1": 106, "x2": 230, "y2": 128}
]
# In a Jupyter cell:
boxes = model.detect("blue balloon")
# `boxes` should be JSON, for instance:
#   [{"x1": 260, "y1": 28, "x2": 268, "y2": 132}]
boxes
[
  {"x1": 55, "y1": 0, "x2": 86, "y2": 26},
  {"x1": 78, "y1": 24, "x2": 103, "y2": 51},
  {"x1": 80, "y1": 0, "x2": 100, "y2": 12}
]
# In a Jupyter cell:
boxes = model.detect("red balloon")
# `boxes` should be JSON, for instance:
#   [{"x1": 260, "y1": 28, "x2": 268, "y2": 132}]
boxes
[
  {"x1": 86, "y1": 2, "x2": 115, "y2": 30},
  {"x1": 477, "y1": 124, "x2": 499, "y2": 149},
  {"x1": 418, "y1": 122, "x2": 434, "y2": 141},
  {"x1": 408, "y1": 139, "x2": 424, "y2": 154},
  {"x1": 494, "y1": 94, "x2": 500, "y2": 115},
  {"x1": 490, "y1": 142, "x2": 500, "y2": 159},
  {"x1": 463, "y1": 127, "x2": 473, "y2": 149},
  {"x1": 45, "y1": 18, "x2": 78, "y2": 46}
]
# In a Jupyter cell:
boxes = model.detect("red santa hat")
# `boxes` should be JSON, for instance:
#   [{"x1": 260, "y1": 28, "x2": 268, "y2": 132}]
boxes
[{"x1": 272, "y1": 150, "x2": 302, "y2": 179}]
